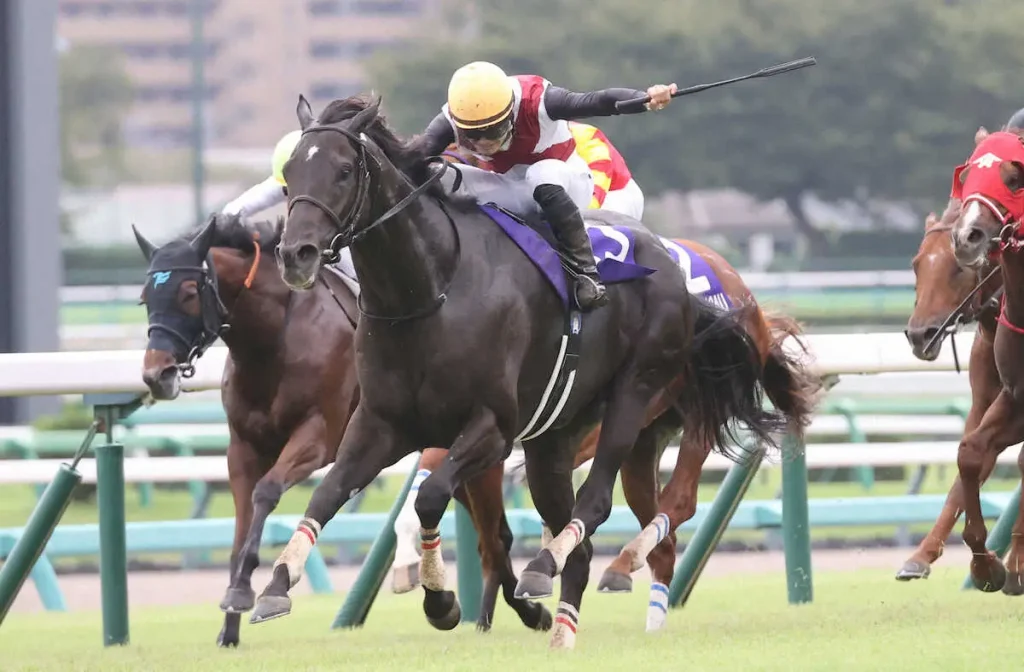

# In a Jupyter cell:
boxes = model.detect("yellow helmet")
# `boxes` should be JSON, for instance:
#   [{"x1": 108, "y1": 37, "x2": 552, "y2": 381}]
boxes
[
  {"x1": 447, "y1": 61, "x2": 514, "y2": 130},
  {"x1": 271, "y1": 129, "x2": 302, "y2": 186}
]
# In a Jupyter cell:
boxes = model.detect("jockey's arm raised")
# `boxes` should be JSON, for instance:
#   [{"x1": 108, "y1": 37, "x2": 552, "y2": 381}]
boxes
[{"x1": 413, "y1": 85, "x2": 653, "y2": 158}]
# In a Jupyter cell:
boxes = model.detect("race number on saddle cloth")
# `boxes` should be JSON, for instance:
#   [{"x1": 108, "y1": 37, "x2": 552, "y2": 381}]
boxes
[
  {"x1": 480, "y1": 206, "x2": 731, "y2": 311},
  {"x1": 950, "y1": 130, "x2": 1024, "y2": 226}
]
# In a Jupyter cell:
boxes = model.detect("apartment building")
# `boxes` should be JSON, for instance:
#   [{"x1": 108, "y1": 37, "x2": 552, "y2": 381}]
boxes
[{"x1": 57, "y1": 0, "x2": 441, "y2": 148}]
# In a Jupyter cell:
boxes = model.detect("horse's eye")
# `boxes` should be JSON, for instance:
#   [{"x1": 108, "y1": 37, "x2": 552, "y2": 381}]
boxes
[{"x1": 339, "y1": 164, "x2": 353, "y2": 179}]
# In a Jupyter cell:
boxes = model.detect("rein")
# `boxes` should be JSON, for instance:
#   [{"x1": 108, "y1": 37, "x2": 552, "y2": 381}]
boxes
[
  {"x1": 146, "y1": 235, "x2": 262, "y2": 378},
  {"x1": 920, "y1": 225, "x2": 1002, "y2": 372},
  {"x1": 287, "y1": 120, "x2": 463, "y2": 323}
]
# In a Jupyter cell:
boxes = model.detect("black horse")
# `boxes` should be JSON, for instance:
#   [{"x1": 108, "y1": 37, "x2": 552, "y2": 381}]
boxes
[{"x1": 252, "y1": 94, "x2": 785, "y2": 649}]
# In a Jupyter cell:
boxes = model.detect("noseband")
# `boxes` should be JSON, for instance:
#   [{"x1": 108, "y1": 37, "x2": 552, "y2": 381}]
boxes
[
  {"x1": 286, "y1": 121, "x2": 455, "y2": 265},
  {"x1": 920, "y1": 224, "x2": 1002, "y2": 369},
  {"x1": 145, "y1": 256, "x2": 230, "y2": 378},
  {"x1": 284, "y1": 119, "x2": 462, "y2": 322},
  {"x1": 146, "y1": 237, "x2": 262, "y2": 377}
]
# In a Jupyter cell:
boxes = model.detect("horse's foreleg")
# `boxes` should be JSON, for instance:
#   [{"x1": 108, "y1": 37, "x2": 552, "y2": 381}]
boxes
[
  {"x1": 223, "y1": 416, "x2": 328, "y2": 622},
  {"x1": 392, "y1": 448, "x2": 447, "y2": 594},
  {"x1": 1001, "y1": 445, "x2": 1024, "y2": 596},
  {"x1": 250, "y1": 407, "x2": 413, "y2": 624},
  {"x1": 959, "y1": 391, "x2": 1024, "y2": 592},
  {"x1": 899, "y1": 337, "x2": 1000, "y2": 581},
  {"x1": 217, "y1": 436, "x2": 263, "y2": 647},
  {"x1": 414, "y1": 407, "x2": 508, "y2": 631}
]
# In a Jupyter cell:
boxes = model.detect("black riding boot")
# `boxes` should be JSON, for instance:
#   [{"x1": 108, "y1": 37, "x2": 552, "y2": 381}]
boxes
[{"x1": 533, "y1": 184, "x2": 608, "y2": 311}]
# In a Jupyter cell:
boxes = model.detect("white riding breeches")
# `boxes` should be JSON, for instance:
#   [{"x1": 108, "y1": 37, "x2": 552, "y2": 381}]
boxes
[
  {"x1": 600, "y1": 178, "x2": 645, "y2": 221},
  {"x1": 441, "y1": 151, "x2": 594, "y2": 218}
]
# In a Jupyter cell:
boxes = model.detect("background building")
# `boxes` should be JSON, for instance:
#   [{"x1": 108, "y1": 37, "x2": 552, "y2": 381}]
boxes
[{"x1": 56, "y1": 0, "x2": 439, "y2": 148}]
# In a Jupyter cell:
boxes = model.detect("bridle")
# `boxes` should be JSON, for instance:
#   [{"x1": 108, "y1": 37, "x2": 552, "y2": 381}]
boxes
[
  {"x1": 285, "y1": 119, "x2": 463, "y2": 323},
  {"x1": 145, "y1": 237, "x2": 262, "y2": 378},
  {"x1": 919, "y1": 224, "x2": 1002, "y2": 371}
]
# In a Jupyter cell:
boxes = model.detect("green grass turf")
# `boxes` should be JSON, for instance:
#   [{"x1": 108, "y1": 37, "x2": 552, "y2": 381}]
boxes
[{"x1": 1, "y1": 565, "x2": 1019, "y2": 671}]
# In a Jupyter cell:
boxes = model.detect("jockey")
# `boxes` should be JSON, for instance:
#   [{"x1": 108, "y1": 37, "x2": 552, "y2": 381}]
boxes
[
  {"x1": 568, "y1": 121, "x2": 644, "y2": 221},
  {"x1": 220, "y1": 129, "x2": 359, "y2": 282},
  {"x1": 414, "y1": 61, "x2": 676, "y2": 311}
]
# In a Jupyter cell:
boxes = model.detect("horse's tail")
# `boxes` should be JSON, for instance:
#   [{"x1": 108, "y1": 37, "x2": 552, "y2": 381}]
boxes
[
  {"x1": 760, "y1": 311, "x2": 822, "y2": 441},
  {"x1": 673, "y1": 296, "x2": 789, "y2": 461}
]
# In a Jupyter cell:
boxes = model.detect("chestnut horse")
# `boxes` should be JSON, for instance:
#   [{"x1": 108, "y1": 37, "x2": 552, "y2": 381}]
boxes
[
  {"x1": 135, "y1": 213, "x2": 551, "y2": 644},
  {"x1": 389, "y1": 145, "x2": 819, "y2": 632},
  {"x1": 896, "y1": 123, "x2": 1017, "y2": 582},
  {"x1": 947, "y1": 125, "x2": 1024, "y2": 595}
]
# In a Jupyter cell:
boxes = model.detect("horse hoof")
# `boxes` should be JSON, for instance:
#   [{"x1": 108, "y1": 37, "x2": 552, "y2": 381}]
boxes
[
  {"x1": 475, "y1": 617, "x2": 492, "y2": 633},
  {"x1": 515, "y1": 570, "x2": 554, "y2": 600},
  {"x1": 1002, "y1": 573, "x2": 1024, "y2": 596},
  {"x1": 534, "y1": 605, "x2": 553, "y2": 632},
  {"x1": 392, "y1": 563, "x2": 420, "y2": 594},
  {"x1": 425, "y1": 598, "x2": 461, "y2": 631},
  {"x1": 219, "y1": 586, "x2": 256, "y2": 613},
  {"x1": 894, "y1": 560, "x2": 931, "y2": 581},
  {"x1": 597, "y1": 569, "x2": 633, "y2": 594},
  {"x1": 216, "y1": 626, "x2": 239, "y2": 648},
  {"x1": 249, "y1": 595, "x2": 292, "y2": 624},
  {"x1": 971, "y1": 559, "x2": 1007, "y2": 593}
]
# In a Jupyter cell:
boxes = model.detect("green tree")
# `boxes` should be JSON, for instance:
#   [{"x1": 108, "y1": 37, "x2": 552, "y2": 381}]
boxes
[{"x1": 59, "y1": 44, "x2": 134, "y2": 188}]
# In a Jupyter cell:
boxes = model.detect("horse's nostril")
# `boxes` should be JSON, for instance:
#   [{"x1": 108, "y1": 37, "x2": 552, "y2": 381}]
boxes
[
  {"x1": 297, "y1": 244, "x2": 318, "y2": 264},
  {"x1": 922, "y1": 327, "x2": 939, "y2": 343}
]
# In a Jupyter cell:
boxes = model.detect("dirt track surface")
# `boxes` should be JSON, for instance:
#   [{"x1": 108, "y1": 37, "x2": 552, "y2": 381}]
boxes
[{"x1": 9, "y1": 546, "x2": 973, "y2": 614}]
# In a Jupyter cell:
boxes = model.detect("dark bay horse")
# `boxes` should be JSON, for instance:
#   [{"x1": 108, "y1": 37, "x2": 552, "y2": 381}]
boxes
[
  {"x1": 896, "y1": 123, "x2": 1016, "y2": 582},
  {"x1": 947, "y1": 127, "x2": 1024, "y2": 594},
  {"x1": 134, "y1": 214, "x2": 359, "y2": 647},
  {"x1": 255, "y1": 94, "x2": 786, "y2": 649},
  {"x1": 135, "y1": 214, "x2": 557, "y2": 638},
  {"x1": 392, "y1": 160, "x2": 818, "y2": 631}
]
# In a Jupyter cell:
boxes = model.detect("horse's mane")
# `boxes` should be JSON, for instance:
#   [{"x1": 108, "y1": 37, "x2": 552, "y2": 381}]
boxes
[
  {"x1": 175, "y1": 213, "x2": 284, "y2": 253},
  {"x1": 316, "y1": 95, "x2": 477, "y2": 212}
]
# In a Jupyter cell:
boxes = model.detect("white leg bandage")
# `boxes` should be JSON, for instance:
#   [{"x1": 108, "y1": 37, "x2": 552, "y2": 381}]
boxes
[{"x1": 272, "y1": 517, "x2": 321, "y2": 588}]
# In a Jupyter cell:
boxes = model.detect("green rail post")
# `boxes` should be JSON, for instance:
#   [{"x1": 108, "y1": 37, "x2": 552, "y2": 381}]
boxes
[
  {"x1": 781, "y1": 432, "x2": 813, "y2": 604},
  {"x1": 455, "y1": 500, "x2": 482, "y2": 623},
  {"x1": 0, "y1": 421, "x2": 98, "y2": 626},
  {"x1": 961, "y1": 483, "x2": 1021, "y2": 591},
  {"x1": 332, "y1": 462, "x2": 421, "y2": 629},
  {"x1": 668, "y1": 442, "x2": 765, "y2": 608},
  {"x1": 87, "y1": 393, "x2": 145, "y2": 647}
]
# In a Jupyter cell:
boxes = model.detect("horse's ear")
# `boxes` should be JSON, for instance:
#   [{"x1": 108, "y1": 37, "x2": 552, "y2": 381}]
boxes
[
  {"x1": 132, "y1": 224, "x2": 157, "y2": 261},
  {"x1": 190, "y1": 216, "x2": 217, "y2": 257},
  {"x1": 349, "y1": 95, "x2": 382, "y2": 133},
  {"x1": 297, "y1": 94, "x2": 314, "y2": 130},
  {"x1": 975, "y1": 126, "x2": 990, "y2": 146},
  {"x1": 1000, "y1": 160, "x2": 1024, "y2": 192}
]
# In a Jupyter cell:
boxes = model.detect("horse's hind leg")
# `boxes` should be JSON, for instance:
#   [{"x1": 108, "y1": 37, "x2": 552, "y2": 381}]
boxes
[
  {"x1": 1001, "y1": 444, "x2": 1024, "y2": 595},
  {"x1": 414, "y1": 407, "x2": 509, "y2": 631},
  {"x1": 462, "y1": 463, "x2": 552, "y2": 633},
  {"x1": 518, "y1": 431, "x2": 582, "y2": 648},
  {"x1": 392, "y1": 448, "x2": 447, "y2": 594},
  {"x1": 597, "y1": 422, "x2": 665, "y2": 595},
  {"x1": 517, "y1": 382, "x2": 652, "y2": 605},
  {"x1": 958, "y1": 391, "x2": 1024, "y2": 592},
  {"x1": 251, "y1": 408, "x2": 413, "y2": 624}
]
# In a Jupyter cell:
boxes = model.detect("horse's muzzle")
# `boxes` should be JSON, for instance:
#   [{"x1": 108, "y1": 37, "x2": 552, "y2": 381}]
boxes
[{"x1": 275, "y1": 242, "x2": 320, "y2": 290}]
